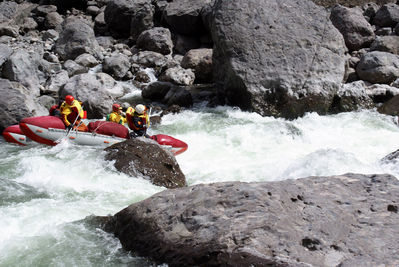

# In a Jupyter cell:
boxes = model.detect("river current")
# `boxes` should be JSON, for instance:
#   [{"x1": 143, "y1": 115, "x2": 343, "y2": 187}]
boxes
[{"x1": 1, "y1": 107, "x2": 399, "y2": 266}]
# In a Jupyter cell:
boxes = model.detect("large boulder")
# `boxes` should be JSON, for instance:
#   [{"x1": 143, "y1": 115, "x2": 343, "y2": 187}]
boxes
[
  {"x1": 181, "y1": 48, "x2": 213, "y2": 83},
  {"x1": 330, "y1": 5, "x2": 375, "y2": 51},
  {"x1": 60, "y1": 72, "x2": 124, "y2": 118},
  {"x1": 356, "y1": 51, "x2": 399, "y2": 84},
  {"x1": 0, "y1": 1, "x2": 18, "y2": 23},
  {"x1": 104, "y1": 0, "x2": 153, "y2": 40},
  {"x1": 370, "y1": 36, "x2": 399, "y2": 55},
  {"x1": 162, "y1": 0, "x2": 211, "y2": 35},
  {"x1": 104, "y1": 138, "x2": 186, "y2": 188},
  {"x1": 136, "y1": 27, "x2": 173, "y2": 55},
  {"x1": 329, "y1": 81, "x2": 374, "y2": 113},
  {"x1": 104, "y1": 173, "x2": 399, "y2": 266},
  {"x1": 211, "y1": 0, "x2": 346, "y2": 119},
  {"x1": 372, "y1": 3, "x2": 399, "y2": 27},
  {"x1": 0, "y1": 44, "x2": 12, "y2": 67},
  {"x1": 378, "y1": 94, "x2": 399, "y2": 115},
  {"x1": 54, "y1": 19, "x2": 102, "y2": 60},
  {"x1": 102, "y1": 52, "x2": 131, "y2": 80},
  {"x1": 0, "y1": 79, "x2": 47, "y2": 132}
]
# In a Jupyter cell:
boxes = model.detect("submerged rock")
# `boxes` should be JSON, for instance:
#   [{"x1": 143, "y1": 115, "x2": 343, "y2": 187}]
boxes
[
  {"x1": 104, "y1": 173, "x2": 399, "y2": 266},
  {"x1": 104, "y1": 138, "x2": 186, "y2": 189}
]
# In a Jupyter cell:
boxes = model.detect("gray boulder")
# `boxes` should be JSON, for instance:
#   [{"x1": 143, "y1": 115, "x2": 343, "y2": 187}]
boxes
[
  {"x1": 162, "y1": 0, "x2": 211, "y2": 35},
  {"x1": 44, "y1": 11, "x2": 64, "y2": 30},
  {"x1": 0, "y1": 44, "x2": 12, "y2": 67},
  {"x1": 181, "y1": 48, "x2": 213, "y2": 83},
  {"x1": 104, "y1": 138, "x2": 186, "y2": 189},
  {"x1": 131, "y1": 51, "x2": 168, "y2": 69},
  {"x1": 43, "y1": 70, "x2": 69, "y2": 97},
  {"x1": 356, "y1": 51, "x2": 399, "y2": 84},
  {"x1": 159, "y1": 66, "x2": 195, "y2": 86},
  {"x1": 329, "y1": 81, "x2": 374, "y2": 113},
  {"x1": 0, "y1": 79, "x2": 47, "y2": 132},
  {"x1": 211, "y1": 0, "x2": 346, "y2": 118},
  {"x1": 330, "y1": 5, "x2": 375, "y2": 51},
  {"x1": 0, "y1": 1, "x2": 18, "y2": 24},
  {"x1": 102, "y1": 52, "x2": 131, "y2": 80},
  {"x1": 63, "y1": 60, "x2": 88, "y2": 77},
  {"x1": 370, "y1": 36, "x2": 399, "y2": 55},
  {"x1": 142, "y1": 81, "x2": 173, "y2": 101},
  {"x1": 54, "y1": 20, "x2": 101, "y2": 60},
  {"x1": 136, "y1": 27, "x2": 173, "y2": 55},
  {"x1": 104, "y1": 0, "x2": 153, "y2": 39},
  {"x1": 372, "y1": 3, "x2": 399, "y2": 27},
  {"x1": 60, "y1": 72, "x2": 124, "y2": 118},
  {"x1": 378, "y1": 94, "x2": 399, "y2": 115},
  {"x1": 104, "y1": 173, "x2": 399, "y2": 267},
  {"x1": 164, "y1": 86, "x2": 193, "y2": 107}
]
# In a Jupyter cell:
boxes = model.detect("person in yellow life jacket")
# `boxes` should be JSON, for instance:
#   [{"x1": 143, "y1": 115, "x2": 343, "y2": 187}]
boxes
[
  {"x1": 60, "y1": 95, "x2": 88, "y2": 132},
  {"x1": 126, "y1": 104, "x2": 150, "y2": 138},
  {"x1": 106, "y1": 103, "x2": 126, "y2": 124}
]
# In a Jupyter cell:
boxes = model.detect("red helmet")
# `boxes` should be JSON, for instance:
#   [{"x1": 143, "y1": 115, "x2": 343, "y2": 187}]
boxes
[
  {"x1": 112, "y1": 103, "x2": 121, "y2": 112},
  {"x1": 65, "y1": 95, "x2": 74, "y2": 105}
]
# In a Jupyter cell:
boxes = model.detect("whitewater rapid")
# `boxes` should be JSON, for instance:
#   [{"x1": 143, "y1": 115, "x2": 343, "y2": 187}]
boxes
[{"x1": 1, "y1": 107, "x2": 399, "y2": 266}]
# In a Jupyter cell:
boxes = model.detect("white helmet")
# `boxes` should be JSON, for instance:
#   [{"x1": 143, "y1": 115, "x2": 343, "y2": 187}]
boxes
[{"x1": 135, "y1": 104, "x2": 145, "y2": 114}]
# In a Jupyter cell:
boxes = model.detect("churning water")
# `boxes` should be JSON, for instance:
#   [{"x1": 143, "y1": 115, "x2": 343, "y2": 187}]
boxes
[{"x1": 1, "y1": 107, "x2": 399, "y2": 266}]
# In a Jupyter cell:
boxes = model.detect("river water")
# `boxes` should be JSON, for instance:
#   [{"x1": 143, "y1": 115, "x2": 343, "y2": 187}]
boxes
[{"x1": 1, "y1": 107, "x2": 399, "y2": 266}]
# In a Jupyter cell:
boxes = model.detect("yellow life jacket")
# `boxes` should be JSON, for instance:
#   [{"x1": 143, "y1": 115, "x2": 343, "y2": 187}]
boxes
[
  {"x1": 106, "y1": 111, "x2": 126, "y2": 124},
  {"x1": 60, "y1": 100, "x2": 84, "y2": 126}
]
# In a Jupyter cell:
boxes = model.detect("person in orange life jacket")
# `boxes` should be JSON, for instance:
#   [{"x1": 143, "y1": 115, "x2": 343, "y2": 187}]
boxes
[
  {"x1": 59, "y1": 95, "x2": 88, "y2": 132},
  {"x1": 126, "y1": 104, "x2": 150, "y2": 138},
  {"x1": 106, "y1": 103, "x2": 126, "y2": 124}
]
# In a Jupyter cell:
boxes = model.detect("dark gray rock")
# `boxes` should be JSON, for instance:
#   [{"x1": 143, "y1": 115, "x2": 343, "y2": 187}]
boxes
[
  {"x1": 330, "y1": 5, "x2": 375, "y2": 51},
  {"x1": 136, "y1": 27, "x2": 173, "y2": 55},
  {"x1": 181, "y1": 48, "x2": 213, "y2": 83},
  {"x1": 105, "y1": 173, "x2": 399, "y2": 267},
  {"x1": 0, "y1": 79, "x2": 47, "y2": 132},
  {"x1": 356, "y1": 51, "x2": 399, "y2": 84},
  {"x1": 372, "y1": 3, "x2": 399, "y2": 27},
  {"x1": 370, "y1": 36, "x2": 399, "y2": 54},
  {"x1": 211, "y1": 0, "x2": 346, "y2": 119},
  {"x1": 43, "y1": 70, "x2": 69, "y2": 97},
  {"x1": 63, "y1": 60, "x2": 88, "y2": 77},
  {"x1": 162, "y1": 0, "x2": 211, "y2": 35},
  {"x1": 131, "y1": 51, "x2": 168, "y2": 69},
  {"x1": 378, "y1": 93, "x2": 399, "y2": 115},
  {"x1": 366, "y1": 83, "x2": 399, "y2": 103},
  {"x1": 54, "y1": 19, "x2": 101, "y2": 60},
  {"x1": 44, "y1": 11, "x2": 63, "y2": 30},
  {"x1": 164, "y1": 86, "x2": 193, "y2": 107},
  {"x1": 104, "y1": 0, "x2": 153, "y2": 39},
  {"x1": 60, "y1": 72, "x2": 124, "y2": 118},
  {"x1": 142, "y1": 81, "x2": 173, "y2": 101},
  {"x1": 35, "y1": 5, "x2": 58, "y2": 17},
  {"x1": 395, "y1": 22, "x2": 399, "y2": 35},
  {"x1": 172, "y1": 34, "x2": 201, "y2": 55},
  {"x1": 104, "y1": 138, "x2": 186, "y2": 188}
]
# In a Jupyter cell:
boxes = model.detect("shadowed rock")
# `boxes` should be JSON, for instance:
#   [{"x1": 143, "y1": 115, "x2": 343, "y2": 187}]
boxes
[
  {"x1": 104, "y1": 138, "x2": 186, "y2": 189},
  {"x1": 105, "y1": 173, "x2": 399, "y2": 266}
]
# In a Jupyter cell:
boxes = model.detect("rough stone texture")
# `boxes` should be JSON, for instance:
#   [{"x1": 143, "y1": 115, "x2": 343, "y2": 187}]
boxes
[
  {"x1": 372, "y1": 3, "x2": 399, "y2": 27},
  {"x1": 43, "y1": 70, "x2": 69, "y2": 97},
  {"x1": 162, "y1": 0, "x2": 211, "y2": 35},
  {"x1": 370, "y1": 36, "x2": 399, "y2": 55},
  {"x1": 159, "y1": 66, "x2": 195, "y2": 86},
  {"x1": 131, "y1": 51, "x2": 168, "y2": 69},
  {"x1": 0, "y1": 79, "x2": 47, "y2": 132},
  {"x1": 136, "y1": 27, "x2": 173, "y2": 55},
  {"x1": 104, "y1": 0, "x2": 153, "y2": 39},
  {"x1": 104, "y1": 173, "x2": 399, "y2": 267},
  {"x1": 164, "y1": 86, "x2": 193, "y2": 107},
  {"x1": 0, "y1": 44, "x2": 12, "y2": 67},
  {"x1": 181, "y1": 48, "x2": 213, "y2": 83},
  {"x1": 366, "y1": 83, "x2": 399, "y2": 103},
  {"x1": 54, "y1": 19, "x2": 101, "y2": 60},
  {"x1": 142, "y1": 81, "x2": 173, "y2": 101},
  {"x1": 378, "y1": 94, "x2": 399, "y2": 115},
  {"x1": 211, "y1": 0, "x2": 346, "y2": 119},
  {"x1": 60, "y1": 72, "x2": 124, "y2": 118},
  {"x1": 330, "y1": 5, "x2": 375, "y2": 51},
  {"x1": 104, "y1": 138, "x2": 186, "y2": 188},
  {"x1": 312, "y1": 0, "x2": 396, "y2": 7},
  {"x1": 102, "y1": 52, "x2": 131, "y2": 80},
  {"x1": 356, "y1": 51, "x2": 399, "y2": 84},
  {"x1": 329, "y1": 81, "x2": 374, "y2": 113},
  {"x1": 63, "y1": 59, "x2": 88, "y2": 77},
  {"x1": 0, "y1": 1, "x2": 18, "y2": 24}
]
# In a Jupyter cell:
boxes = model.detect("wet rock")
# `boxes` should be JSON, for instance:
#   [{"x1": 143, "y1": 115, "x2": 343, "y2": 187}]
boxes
[
  {"x1": 212, "y1": 0, "x2": 346, "y2": 119},
  {"x1": 330, "y1": 5, "x2": 375, "y2": 51},
  {"x1": 104, "y1": 138, "x2": 186, "y2": 188},
  {"x1": 378, "y1": 94, "x2": 399, "y2": 115},
  {"x1": 366, "y1": 83, "x2": 399, "y2": 103},
  {"x1": 356, "y1": 51, "x2": 399, "y2": 84},
  {"x1": 329, "y1": 81, "x2": 374, "y2": 113},
  {"x1": 173, "y1": 34, "x2": 201, "y2": 56},
  {"x1": 105, "y1": 173, "x2": 399, "y2": 267},
  {"x1": 164, "y1": 86, "x2": 193, "y2": 107},
  {"x1": 136, "y1": 27, "x2": 173, "y2": 55},
  {"x1": 142, "y1": 81, "x2": 173, "y2": 101}
]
